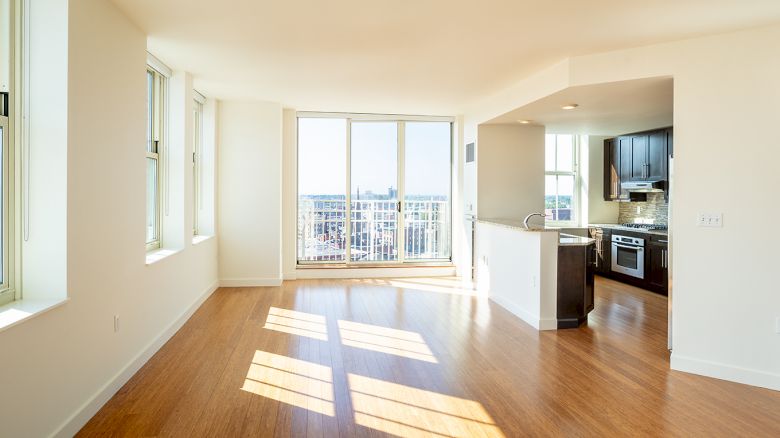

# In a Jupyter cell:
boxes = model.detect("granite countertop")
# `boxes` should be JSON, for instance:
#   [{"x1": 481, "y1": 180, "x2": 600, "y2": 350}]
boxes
[
  {"x1": 589, "y1": 223, "x2": 668, "y2": 237},
  {"x1": 476, "y1": 218, "x2": 558, "y2": 232},
  {"x1": 477, "y1": 218, "x2": 595, "y2": 246}
]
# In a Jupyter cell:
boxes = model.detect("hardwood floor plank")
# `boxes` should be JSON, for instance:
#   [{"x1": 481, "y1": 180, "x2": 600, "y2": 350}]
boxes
[{"x1": 78, "y1": 276, "x2": 780, "y2": 437}]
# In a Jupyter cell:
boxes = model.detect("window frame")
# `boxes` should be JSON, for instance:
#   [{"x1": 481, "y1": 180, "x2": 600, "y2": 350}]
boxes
[
  {"x1": 146, "y1": 66, "x2": 167, "y2": 251},
  {"x1": 295, "y1": 112, "x2": 454, "y2": 266},
  {"x1": 0, "y1": 114, "x2": 12, "y2": 306},
  {"x1": 192, "y1": 91, "x2": 205, "y2": 236},
  {"x1": 0, "y1": 0, "x2": 18, "y2": 306},
  {"x1": 544, "y1": 134, "x2": 580, "y2": 227}
]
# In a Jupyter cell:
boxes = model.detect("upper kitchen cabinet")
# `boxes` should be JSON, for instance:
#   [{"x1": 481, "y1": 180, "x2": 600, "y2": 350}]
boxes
[
  {"x1": 603, "y1": 138, "x2": 622, "y2": 201},
  {"x1": 646, "y1": 129, "x2": 667, "y2": 181},
  {"x1": 629, "y1": 134, "x2": 648, "y2": 181},
  {"x1": 604, "y1": 127, "x2": 672, "y2": 199},
  {"x1": 626, "y1": 129, "x2": 668, "y2": 182}
]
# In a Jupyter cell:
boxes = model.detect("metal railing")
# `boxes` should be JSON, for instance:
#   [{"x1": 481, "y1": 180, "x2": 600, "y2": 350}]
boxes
[{"x1": 297, "y1": 199, "x2": 450, "y2": 262}]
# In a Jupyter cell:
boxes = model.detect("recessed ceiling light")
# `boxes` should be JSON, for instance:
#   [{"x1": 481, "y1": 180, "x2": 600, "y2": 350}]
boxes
[
  {"x1": 517, "y1": 120, "x2": 532, "y2": 124},
  {"x1": 561, "y1": 104, "x2": 579, "y2": 110}
]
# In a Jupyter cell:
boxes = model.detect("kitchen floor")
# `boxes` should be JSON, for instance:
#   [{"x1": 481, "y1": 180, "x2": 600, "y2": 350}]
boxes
[{"x1": 78, "y1": 277, "x2": 780, "y2": 437}]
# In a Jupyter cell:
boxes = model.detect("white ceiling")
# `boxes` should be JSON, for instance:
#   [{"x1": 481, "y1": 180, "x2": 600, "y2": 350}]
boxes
[
  {"x1": 487, "y1": 77, "x2": 674, "y2": 135},
  {"x1": 110, "y1": 0, "x2": 780, "y2": 115}
]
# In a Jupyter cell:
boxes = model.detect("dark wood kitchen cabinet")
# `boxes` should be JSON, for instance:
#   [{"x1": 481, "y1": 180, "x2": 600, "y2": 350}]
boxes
[
  {"x1": 600, "y1": 135, "x2": 633, "y2": 201},
  {"x1": 645, "y1": 238, "x2": 668, "y2": 294},
  {"x1": 603, "y1": 138, "x2": 622, "y2": 201},
  {"x1": 590, "y1": 227, "x2": 611, "y2": 274},
  {"x1": 604, "y1": 127, "x2": 672, "y2": 197},
  {"x1": 557, "y1": 243, "x2": 596, "y2": 328},
  {"x1": 629, "y1": 134, "x2": 648, "y2": 181},
  {"x1": 627, "y1": 129, "x2": 668, "y2": 182},
  {"x1": 646, "y1": 130, "x2": 667, "y2": 181}
]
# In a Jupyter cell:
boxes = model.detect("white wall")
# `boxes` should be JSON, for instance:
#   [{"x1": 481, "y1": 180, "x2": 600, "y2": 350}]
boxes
[
  {"x1": 475, "y1": 222, "x2": 557, "y2": 330},
  {"x1": 0, "y1": 1, "x2": 220, "y2": 436},
  {"x1": 586, "y1": 135, "x2": 619, "y2": 224},
  {"x1": 464, "y1": 24, "x2": 780, "y2": 390},
  {"x1": 476, "y1": 124, "x2": 545, "y2": 221},
  {"x1": 218, "y1": 101, "x2": 283, "y2": 286},
  {"x1": 281, "y1": 108, "x2": 297, "y2": 279}
]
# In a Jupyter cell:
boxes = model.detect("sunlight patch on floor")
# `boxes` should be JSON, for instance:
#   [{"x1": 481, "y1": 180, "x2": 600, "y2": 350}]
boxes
[
  {"x1": 338, "y1": 320, "x2": 437, "y2": 363},
  {"x1": 263, "y1": 307, "x2": 328, "y2": 341},
  {"x1": 349, "y1": 373, "x2": 504, "y2": 437},
  {"x1": 241, "y1": 350, "x2": 334, "y2": 416}
]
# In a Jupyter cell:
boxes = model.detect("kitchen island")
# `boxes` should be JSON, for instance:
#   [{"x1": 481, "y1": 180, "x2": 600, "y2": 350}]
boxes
[{"x1": 475, "y1": 218, "x2": 595, "y2": 330}]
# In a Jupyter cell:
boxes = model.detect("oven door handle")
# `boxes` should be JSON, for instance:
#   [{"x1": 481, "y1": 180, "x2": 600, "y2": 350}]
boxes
[{"x1": 612, "y1": 243, "x2": 644, "y2": 251}]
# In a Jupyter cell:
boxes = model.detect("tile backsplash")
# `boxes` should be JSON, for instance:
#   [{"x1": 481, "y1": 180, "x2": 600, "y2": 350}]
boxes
[{"x1": 618, "y1": 192, "x2": 668, "y2": 225}]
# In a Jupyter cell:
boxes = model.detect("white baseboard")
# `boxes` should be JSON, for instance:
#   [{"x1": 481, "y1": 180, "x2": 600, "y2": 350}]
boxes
[
  {"x1": 51, "y1": 281, "x2": 220, "y2": 438},
  {"x1": 489, "y1": 294, "x2": 557, "y2": 331},
  {"x1": 537, "y1": 317, "x2": 559, "y2": 331},
  {"x1": 294, "y1": 266, "x2": 456, "y2": 279},
  {"x1": 219, "y1": 278, "x2": 283, "y2": 287},
  {"x1": 671, "y1": 352, "x2": 780, "y2": 392}
]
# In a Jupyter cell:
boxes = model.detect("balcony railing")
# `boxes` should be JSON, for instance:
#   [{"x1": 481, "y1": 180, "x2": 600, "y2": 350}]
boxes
[{"x1": 297, "y1": 199, "x2": 450, "y2": 262}]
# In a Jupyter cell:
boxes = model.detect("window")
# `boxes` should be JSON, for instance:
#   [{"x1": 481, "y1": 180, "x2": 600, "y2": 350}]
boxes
[
  {"x1": 192, "y1": 92, "x2": 204, "y2": 236},
  {"x1": 146, "y1": 67, "x2": 166, "y2": 251},
  {"x1": 297, "y1": 114, "x2": 452, "y2": 265},
  {"x1": 545, "y1": 134, "x2": 579, "y2": 226},
  {"x1": 0, "y1": 0, "x2": 15, "y2": 306}
]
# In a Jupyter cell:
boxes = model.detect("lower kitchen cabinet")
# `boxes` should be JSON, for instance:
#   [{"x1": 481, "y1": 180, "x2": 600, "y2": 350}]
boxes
[
  {"x1": 590, "y1": 228, "x2": 611, "y2": 274},
  {"x1": 557, "y1": 243, "x2": 596, "y2": 329},
  {"x1": 590, "y1": 227, "x2": 668, "y2": 295},
  {"x1": 645, "y1": 239, "x2": 669, "y2": 293}
]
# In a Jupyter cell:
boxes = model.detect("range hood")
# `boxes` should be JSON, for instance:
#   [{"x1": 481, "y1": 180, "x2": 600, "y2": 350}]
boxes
[{"x1": 621, "y1": 181, "x2": 665, "y2": 192}]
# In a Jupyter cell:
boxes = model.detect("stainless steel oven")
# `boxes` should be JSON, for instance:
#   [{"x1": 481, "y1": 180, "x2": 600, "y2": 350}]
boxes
[{"x1": 611, "y1": 235, "x2": 645, "y2": 279}]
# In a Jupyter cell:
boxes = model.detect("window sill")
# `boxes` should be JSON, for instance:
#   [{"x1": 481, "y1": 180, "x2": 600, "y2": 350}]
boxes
[
  {"x1": 192, "y1": 234, "x2": 214, "y2": 245},
  {"x1": 0, "y1": 297, "x2": 69, "y2": 333},
  {"x1": 146, "y1": 248, "x2": 182, "y2": 265}
]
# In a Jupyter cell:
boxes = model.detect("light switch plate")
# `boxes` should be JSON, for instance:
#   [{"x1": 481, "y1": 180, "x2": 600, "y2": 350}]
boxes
[
  {"x1": 775, "y1": 317, "x2": 780, "y2": 334},
  {"x1": 697, "y1": 213, "x2": 723, "y2": 227}
]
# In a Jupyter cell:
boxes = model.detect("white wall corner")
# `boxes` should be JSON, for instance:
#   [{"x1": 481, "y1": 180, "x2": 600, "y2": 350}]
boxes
[{"x1": 51, "y1": 281, "x2": 219, "y2": 438}]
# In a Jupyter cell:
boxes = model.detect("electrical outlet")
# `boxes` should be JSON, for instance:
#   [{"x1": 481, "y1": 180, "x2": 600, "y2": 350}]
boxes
[
  {"x1": 531, "y1": 275, "x2": 537, "y2": 288},
  {"x1": 114, "y1": 315, "x2": 120, "y2": 333},
  {"x1": 697, "y1": 213, "x2": 723, "y2": 228}
]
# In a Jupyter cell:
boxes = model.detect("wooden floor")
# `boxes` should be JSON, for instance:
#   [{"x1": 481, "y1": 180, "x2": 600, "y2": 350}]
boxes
[{"x1": 79, "y1": 276, "x2": 780, "y2": 437}]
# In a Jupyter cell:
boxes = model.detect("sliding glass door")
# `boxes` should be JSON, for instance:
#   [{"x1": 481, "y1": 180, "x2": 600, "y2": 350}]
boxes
[
  {"x1": 297, "y1": 118, "x2": 347, "y2": 262},
  {"x1": 350, "y1": 122, "x2": 399, "y2": 262},
  {"x1": 297, "y1": 114, "x2": 452, "y2": 265},
  {"x1": 404, "y1": 122, "x2": 451, "y2": 260}
]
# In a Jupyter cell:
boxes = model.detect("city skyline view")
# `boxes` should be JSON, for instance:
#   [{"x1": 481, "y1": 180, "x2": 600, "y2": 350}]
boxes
[{"x1": 297, "y1": 117, "x2": 452, "y2": 262}]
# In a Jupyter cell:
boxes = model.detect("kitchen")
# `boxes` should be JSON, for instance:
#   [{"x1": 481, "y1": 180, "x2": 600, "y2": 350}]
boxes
[
  {"x1": 469, "y1": 76, "x2": 674, "y2": 332},
  {"x1": 572, "y1": 125, "x2": 673, "y2": 296}
]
